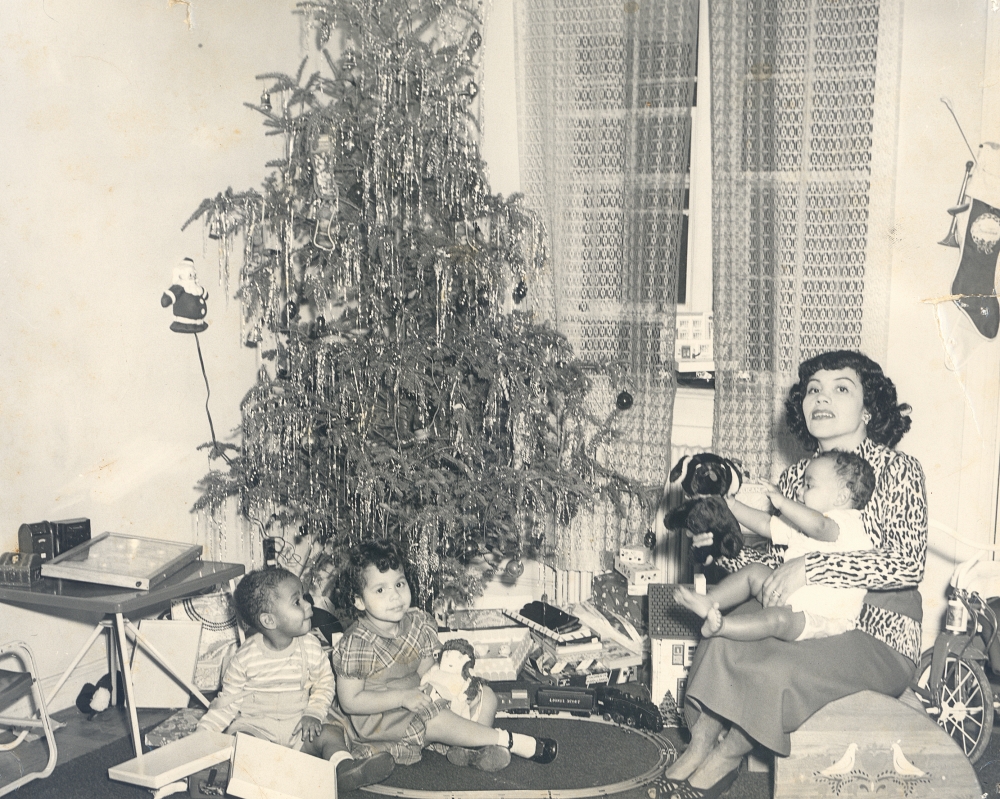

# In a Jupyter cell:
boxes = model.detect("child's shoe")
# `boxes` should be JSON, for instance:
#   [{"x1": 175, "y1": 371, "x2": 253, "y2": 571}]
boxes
[
  {"x1": 336, "y1": 751, "x2": 395, "y2": 792},
  {"x1": 447, "y1": 744, "x2": 511, "y2": 772},
  {"x1": 530, "y1": 737, "x2": 558, "y2": 764}
]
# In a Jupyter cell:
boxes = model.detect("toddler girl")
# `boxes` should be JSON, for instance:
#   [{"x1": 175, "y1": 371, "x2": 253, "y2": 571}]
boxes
[
  {"x1": 329, "y1": 540, "x2": 558, "y2": 771},
  {"x1": 197, "y1": 568, "x2": 394, "y2": 792}
]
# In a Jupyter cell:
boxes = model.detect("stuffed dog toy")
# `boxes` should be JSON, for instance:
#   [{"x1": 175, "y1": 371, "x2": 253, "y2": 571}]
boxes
[{"x1": 660, "y1": 453, "x2": 745, "y2": 565}]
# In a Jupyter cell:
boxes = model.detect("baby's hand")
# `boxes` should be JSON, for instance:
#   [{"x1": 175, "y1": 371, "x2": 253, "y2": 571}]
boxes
[
  {"x1": 401, "y1": 689, "x2": 433, "y2": 713},
  {"x1": 294, "y1": 714, "x2": 324, "y2": 742}
]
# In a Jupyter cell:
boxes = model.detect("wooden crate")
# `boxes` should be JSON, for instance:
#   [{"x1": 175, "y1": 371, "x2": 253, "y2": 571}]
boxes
[{"x1": 774, "y1": 690, "x2": 980, "y2": 798}]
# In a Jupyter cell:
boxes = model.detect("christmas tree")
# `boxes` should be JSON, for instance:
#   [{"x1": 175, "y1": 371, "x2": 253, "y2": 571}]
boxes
[{"x1": 188, "y1": 0, "x2": 646, "y2": 613}]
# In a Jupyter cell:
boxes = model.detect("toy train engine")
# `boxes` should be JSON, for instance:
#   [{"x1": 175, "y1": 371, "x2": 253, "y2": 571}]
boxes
[{"x1": 594, "y1": 687, "x2": 664, "y2": 732}]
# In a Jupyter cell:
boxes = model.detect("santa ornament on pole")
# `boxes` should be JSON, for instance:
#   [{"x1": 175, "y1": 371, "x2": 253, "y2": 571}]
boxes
[{"x1": 161, "y1": 256, "x2": 209, "y2": 333}]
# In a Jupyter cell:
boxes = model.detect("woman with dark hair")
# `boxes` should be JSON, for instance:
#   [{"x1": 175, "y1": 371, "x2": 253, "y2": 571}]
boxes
[{"x1": 651, "y1": 350, "x2": 926, "y2": 799}]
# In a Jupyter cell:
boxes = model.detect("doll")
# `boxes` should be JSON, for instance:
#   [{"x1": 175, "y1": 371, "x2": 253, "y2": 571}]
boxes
[
  {"x1": 161, "y1": 257, "x2": 209, "y2": 333},
  {"x1": 420, "y1": 638, "x2": 484, "y2": 720}
]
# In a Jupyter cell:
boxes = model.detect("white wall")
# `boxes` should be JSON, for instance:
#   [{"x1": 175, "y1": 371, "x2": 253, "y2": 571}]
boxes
[
  {"x1": 887, "y1": 0, "x2": 999, "y2": 648},
  {"x1": 0, "y1": 0, "x2": 300, "y2": 708}
]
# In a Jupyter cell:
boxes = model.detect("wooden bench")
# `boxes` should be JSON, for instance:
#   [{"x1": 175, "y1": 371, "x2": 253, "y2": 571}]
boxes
[{"x1": 773, "y1": 690, "x2": 981, "y2": 798}]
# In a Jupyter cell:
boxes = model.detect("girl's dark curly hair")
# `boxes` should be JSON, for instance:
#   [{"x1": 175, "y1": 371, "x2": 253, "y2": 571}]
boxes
[
  {"x1": 785, "y1": 350, "x2": 911, "y2": 450},
  {"x1": 342, "y1": 539, "x2": 416, "y2": 618}
]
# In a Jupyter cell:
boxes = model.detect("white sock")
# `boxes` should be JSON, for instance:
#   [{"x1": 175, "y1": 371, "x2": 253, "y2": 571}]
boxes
[
  {"x1": 495, "y1": 728, "x2": 536, "y2": 759},
  {"x1": 329, "y1": 750, "x2": 354, "y2": 769}
]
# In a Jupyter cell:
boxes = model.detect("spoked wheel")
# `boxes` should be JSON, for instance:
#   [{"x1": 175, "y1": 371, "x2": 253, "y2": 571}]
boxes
[{"x1": 913, "y1": 650, "x2": 995, "y2": 763}]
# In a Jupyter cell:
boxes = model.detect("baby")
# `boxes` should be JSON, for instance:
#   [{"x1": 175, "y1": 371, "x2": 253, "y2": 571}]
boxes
[
  {"x1": 197, "y1": 568, "x2": 394, "y2": 792},
  {"x1": 675, "y1": 450, "x2": 875, "y2": 642}
]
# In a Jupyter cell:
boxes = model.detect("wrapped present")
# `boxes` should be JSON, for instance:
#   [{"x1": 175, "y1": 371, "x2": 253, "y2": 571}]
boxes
[
  {"x1": 144, "y1": 707, "x2": 206, "y2": 748},
  {"x1": 590, "y1": 571, "x2": 647, "y2": 636}
]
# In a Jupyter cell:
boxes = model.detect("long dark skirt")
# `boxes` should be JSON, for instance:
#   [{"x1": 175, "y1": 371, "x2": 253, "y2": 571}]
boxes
[{"x1": 683, "y1": 599, "x2": 916, "y2": 756}]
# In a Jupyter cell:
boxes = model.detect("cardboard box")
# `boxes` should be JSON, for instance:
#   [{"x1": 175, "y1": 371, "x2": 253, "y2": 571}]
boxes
[
  {"x1": 438, "y1": 627, "x2": 532, "y2": 681},
  {"x1": 227, "y1": 733, "x2": 336, "y2": 799}
]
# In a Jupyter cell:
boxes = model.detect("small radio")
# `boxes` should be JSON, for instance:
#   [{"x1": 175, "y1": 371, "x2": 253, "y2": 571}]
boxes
[
  {"x1": 18, "y1": 517, "x2": 91, "y2": 560},
  {"x1": 18, "y1": 522, "x2": 56, "y2": 561},
  {"x1": 51, "y1": 518, "x2": 91, "y2": 554}
]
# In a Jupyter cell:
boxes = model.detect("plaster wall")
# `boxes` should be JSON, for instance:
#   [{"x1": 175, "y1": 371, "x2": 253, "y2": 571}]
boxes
[
  {"x1": 887, "y1": 0, "x2": 1000, "y2": 649},
  {"x1": 0, "y1": 0, "x2": 299, "y2": 708}
]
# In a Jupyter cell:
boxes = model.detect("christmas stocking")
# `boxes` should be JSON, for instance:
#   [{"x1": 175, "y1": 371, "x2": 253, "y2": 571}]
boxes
[{"x1": 951, "y1": 197, "x2": 1000, "y2": 339}]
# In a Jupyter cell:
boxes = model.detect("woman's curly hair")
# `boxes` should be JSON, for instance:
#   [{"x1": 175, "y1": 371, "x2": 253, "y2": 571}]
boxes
[
  {"x1": 340, "y1": 539, "x2": 417, "y2": 618},
  {"x1": 785, "y1": 350, "x2": 911, "y2": 450}
]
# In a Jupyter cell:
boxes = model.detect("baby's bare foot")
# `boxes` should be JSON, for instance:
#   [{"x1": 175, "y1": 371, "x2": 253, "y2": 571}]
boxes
[
  {"x1": 674, "y1": 585, "x2": 714, "y2": 619},
  {"x1": 701, "y1": 605, "x2": 723, "y2": 637}
]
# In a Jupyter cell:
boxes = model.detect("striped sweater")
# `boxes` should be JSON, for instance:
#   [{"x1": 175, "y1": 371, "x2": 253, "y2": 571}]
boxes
[{"x1": 198, "y1": 632, "x2": 336, "y2": 733}]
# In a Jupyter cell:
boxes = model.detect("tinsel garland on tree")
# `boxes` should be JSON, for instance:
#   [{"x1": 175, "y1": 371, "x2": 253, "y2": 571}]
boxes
[{"x1": 187, "y1": 0, "x2": 649, "y2": 612}]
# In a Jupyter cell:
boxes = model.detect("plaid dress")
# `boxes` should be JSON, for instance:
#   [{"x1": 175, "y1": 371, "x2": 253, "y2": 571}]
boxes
[{"x1": 329, "y1": 608, "x2": 450, "y2": 764}]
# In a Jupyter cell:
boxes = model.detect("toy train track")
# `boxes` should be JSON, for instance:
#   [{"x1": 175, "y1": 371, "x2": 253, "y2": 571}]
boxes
[{"x1": 491, "y1": 681, "x2": 663, "y2": 733}]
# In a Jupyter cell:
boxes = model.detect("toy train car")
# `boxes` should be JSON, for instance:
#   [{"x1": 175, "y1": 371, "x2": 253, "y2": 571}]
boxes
[{"x1": 492, "y1": 681, "x2": 663, "y2": 733}]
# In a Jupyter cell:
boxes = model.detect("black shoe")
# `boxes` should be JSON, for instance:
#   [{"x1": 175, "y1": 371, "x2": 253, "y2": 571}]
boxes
[
  {"x1": 336, "y1": 752, "x2": 395, "y2": 792},
  {"x1": 530, "y1": 737, "x2": 558, "y2": 764}
]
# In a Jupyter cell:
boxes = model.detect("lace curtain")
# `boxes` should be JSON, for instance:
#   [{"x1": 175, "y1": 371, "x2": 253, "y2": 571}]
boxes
[
  {"x1": 514, "y1": 0, "x2": 699, "y2": 571},
  {"x1": 710, "y1": 0, "x2": 903, "y2": 480}
]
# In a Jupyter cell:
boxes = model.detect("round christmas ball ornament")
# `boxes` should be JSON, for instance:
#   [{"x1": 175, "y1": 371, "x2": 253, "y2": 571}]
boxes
[
  {"x1": 285, "y1": 300, "x2": 299, "y2": 324},
  {"x1": 467, "y1": 31, "x2": 482, "y2": 54},
  {"x1": 644, "y1": 529, "x2": 657, "y2": 549},
  {"x1": 455, "y1": 290, "x2": 469, "y2": 313},
  {"x1": 464, "y1": 540, "x2": 481, "y2": 559},
  {"x1": 313, "y1": 316, "x2": 327, "y2": 338},
  {"x1": 616, "y1": 390, "x2": 634, "y2": 411},
  {"x1": 512, "y1": 279, "x2": 528, "y2": 303},
  {"x1": 504, "y1": 557, "x2": 524, "y2": 579}
]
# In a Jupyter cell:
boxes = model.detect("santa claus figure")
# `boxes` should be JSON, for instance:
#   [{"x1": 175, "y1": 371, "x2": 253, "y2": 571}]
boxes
[{"x1": 161, "y1": 257, "x2": 208, "y2": 333}]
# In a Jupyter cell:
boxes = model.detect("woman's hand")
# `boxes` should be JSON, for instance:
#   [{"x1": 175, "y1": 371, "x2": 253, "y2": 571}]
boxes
[{"x1": 761, "y1": 556, "x2": 806, "y2": 607}]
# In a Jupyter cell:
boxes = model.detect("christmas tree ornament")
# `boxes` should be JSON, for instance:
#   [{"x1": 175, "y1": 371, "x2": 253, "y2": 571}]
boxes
[
  {"x1": 260, "y1": 89, "x2": 272, "y2": 112},
  {"x1": 476, "y1": 286, "x2": 490, "y2": 307},
  {"x1": 616, "y1": 390, "x2": 634, "y2": 411},
  {"x1": 466, "y1": 31, "x2": 482, "y2": 55},
  {"x1": 504, "y1": 557, "x2": 524, "y2": 579},
  {"x1": 512, "y1": 278, "x2": 527, "y2": 303},
  {"x1": 644, "y1": 529, "x2": 657, "y2": 549},
  {"x1": 161, "y1": 257, "x2": 209, "y2": 333},
  {"x1": 455, "y1": 290, "x2": 469, "y2": 312},
  {"x1": 464, "y1": 82, "x2": 478, "y2": 100}
]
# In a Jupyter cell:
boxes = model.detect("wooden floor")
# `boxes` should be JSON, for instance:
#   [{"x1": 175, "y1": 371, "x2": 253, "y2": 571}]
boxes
[{"x1": 0, "y1": 703, "x2": 174, "y2": 794}]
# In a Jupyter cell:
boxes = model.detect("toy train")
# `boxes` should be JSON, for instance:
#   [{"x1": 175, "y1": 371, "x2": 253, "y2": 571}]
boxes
[{"x1": 491, "y1": 680, "x2": 663, "y2": 733}]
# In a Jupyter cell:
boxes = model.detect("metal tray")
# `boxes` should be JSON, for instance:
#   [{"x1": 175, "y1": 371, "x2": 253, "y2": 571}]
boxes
[{"x1": 40, "y1": 532, "x2": 202, "y2": 591}]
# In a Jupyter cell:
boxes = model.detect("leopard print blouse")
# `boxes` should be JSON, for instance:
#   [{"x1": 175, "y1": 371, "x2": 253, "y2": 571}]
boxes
[{"x1": 719, "y1": 438, "x2": 928, "y2": 663}]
